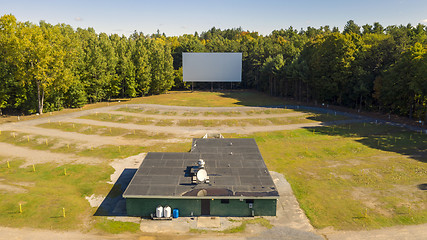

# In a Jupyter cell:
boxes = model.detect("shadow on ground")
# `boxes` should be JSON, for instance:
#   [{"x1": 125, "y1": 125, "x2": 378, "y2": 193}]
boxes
[
  {"x1": 305, "y1": 122, "x2": 427, "y2": 163},
  {"x1": 94, "y1": 168, "x2": 137, "y2": 216},
  {"x1": 222, "y1": 91, "x2": 426, "y2": 163},
  {"x1": 218, "y1": 90, "x2": 287, "y2": 107}
]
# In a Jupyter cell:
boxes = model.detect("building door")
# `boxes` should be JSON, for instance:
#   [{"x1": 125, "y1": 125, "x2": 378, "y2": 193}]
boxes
[{"x1": 201, "y1": 199, "x2": 210, "y2": 215}]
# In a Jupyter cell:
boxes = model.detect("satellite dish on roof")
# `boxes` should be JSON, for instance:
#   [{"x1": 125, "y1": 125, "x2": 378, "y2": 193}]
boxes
[{"x1": 197, "y1": 169, "x2": 207, "y2": 182}]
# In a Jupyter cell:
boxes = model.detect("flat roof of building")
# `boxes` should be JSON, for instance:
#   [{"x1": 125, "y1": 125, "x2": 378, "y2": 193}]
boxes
[{"x1": 123, "y1": 138, "x2": 279, "y2": 199}]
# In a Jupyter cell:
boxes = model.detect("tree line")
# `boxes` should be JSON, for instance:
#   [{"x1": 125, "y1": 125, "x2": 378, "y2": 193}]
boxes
[
  {"x1": 0, "y1": 15, "x2": 426, "y2": 121},
  {"x1": 0, "y1": 14, "x2": 173, "y2": 115}
]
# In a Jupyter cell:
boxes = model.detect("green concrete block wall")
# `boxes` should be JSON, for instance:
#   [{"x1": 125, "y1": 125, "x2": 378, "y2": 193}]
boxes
[
  {"x1": 254, "y1": 199, "x2": 277, "y2": 216},
  {"x1": 127, "y1": 198, "x2": 276, "y2": 217},
  {"x1": 126, "y1": 198, "x2": 201, "y2": 217},
  {"x1": 210, "y1": 199, "x2": 277, "y2": 216}
]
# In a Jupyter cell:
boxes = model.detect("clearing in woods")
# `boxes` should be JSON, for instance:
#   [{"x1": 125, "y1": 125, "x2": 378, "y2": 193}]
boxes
[{"x1": 0, "y1": 91, "x2": 425, "y2": 239}]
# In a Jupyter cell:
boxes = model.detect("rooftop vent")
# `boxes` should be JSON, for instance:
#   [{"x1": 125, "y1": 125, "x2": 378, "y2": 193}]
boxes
[
  {"x1": 203, "y1": 133, "x2": 224, "y2": 139},
  {"x1": 198, "y1": 159, "x2": 205, "y2": 169}
]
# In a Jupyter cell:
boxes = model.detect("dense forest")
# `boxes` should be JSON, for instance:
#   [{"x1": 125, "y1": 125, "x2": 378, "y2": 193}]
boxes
[{"x1": 0, "y1": 14, "x2": 426, "y2": 121}]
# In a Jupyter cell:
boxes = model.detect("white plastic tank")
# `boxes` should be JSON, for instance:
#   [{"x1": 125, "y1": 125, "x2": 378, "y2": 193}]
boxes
[
  {"x1": 156, "y1": 205, "x2": 163, "y2": 218},
  {"x1": 163, "y1": 205, "x2": 171, "y2": 218}
]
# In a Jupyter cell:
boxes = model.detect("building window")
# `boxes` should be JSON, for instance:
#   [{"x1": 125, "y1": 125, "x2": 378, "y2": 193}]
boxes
[
  {"x1": 221, "y1": 199, "x2": 230, "y2": 204},
  {"x1": 245, "y1": 199, "x2": 254, "y2": 204}
]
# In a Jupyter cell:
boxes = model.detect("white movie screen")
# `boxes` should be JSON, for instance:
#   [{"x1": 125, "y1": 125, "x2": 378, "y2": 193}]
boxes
[{"x1": 183, "y1": 52, "x2": 242, "y2": 82}]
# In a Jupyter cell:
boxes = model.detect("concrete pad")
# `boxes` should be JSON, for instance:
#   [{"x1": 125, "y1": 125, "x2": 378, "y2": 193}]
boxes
[
  {"x1": 269, "y1": 171, "x2": 314, "y2": 232},
  {"x1": 197, "y1": 217, "x2": 221, "y2": 228},
  {"x1": 140, "y1": 217, "x2": 193, "y2": 233}
]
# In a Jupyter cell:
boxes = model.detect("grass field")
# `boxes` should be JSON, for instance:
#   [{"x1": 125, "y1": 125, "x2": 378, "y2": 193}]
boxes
[
  {"x1": 226, "y1": 123, "x2": 427, "y2": 230},
  {"x1": 126, "y1": 90, "x2": 288, "y2": 107},
  {"x1": 0, "y1": 160, "x2": 140, "y2": 233},
  {"x1": 0, "y1": 161, "x2": 111, "y2": 229},
  {"x1": 0, "y1": 90, "x2": 426, "y2": 234}
]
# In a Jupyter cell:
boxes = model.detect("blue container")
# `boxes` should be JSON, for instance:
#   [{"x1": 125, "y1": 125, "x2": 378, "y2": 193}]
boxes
[{"x1": 173, "y1": 208, "x2": 179, "y2": 218}]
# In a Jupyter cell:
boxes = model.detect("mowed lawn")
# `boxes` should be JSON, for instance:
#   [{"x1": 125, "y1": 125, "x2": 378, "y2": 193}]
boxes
[
  {"x1": 127, "y1": 90, "x2": 288, "y2": 107},
  {"x1": 0, "y1": 160, "x2": 110, "y2": 229},
  {"x1": 226, "y1": 123, "x2": 426, "y2": 230}
]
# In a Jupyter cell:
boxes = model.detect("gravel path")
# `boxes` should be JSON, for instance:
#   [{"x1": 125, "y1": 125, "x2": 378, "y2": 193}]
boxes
[
  {"x1": 4, "y1": 124, "x2": 187, "y2": 147},
  {"x1": 1, "y1": 125, "x2": 145, "y2": 147},
  {"x1": 0, "y1": 104, "x2": 353, "y2": 154},
  {"x1": 246, "y1": 171, "x2": 323, "y2": 240},
  {"x1": 0, "y1": 142, "x2": 103, "y2": 167},
  {"x1": 321, "y1": 223, "x2": 427, "y2": 240},
  {"x1": 0, "y1": 105, "x2": 308, "y2": 144},
  {"x1": 0, "y1": 226, "x2": 130, "y2": 240},
  {"x1": 107, "y1": 109, "x2": 307, "y2": 120}
]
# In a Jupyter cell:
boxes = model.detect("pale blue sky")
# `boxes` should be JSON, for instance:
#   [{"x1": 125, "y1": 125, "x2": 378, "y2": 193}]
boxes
[{"x1": 1, "y1": 0, "x2": 426, "y2": 36}]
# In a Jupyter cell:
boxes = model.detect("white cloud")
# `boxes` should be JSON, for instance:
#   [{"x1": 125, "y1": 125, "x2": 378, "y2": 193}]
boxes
[
  {"x1": 421, "y1": 19, "x2": 427, "y2": 24},
  {"x1": 74, "y1": 17, "x2": 83, "y2": 22}
]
